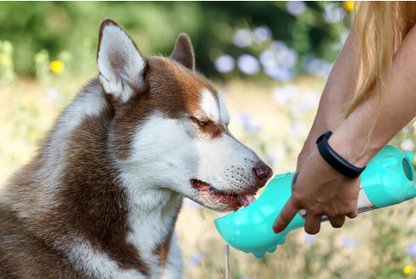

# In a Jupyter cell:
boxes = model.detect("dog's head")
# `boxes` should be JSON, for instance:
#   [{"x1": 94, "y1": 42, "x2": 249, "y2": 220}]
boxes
[{"x1": 97, "y1": 19, "x2": 272, "y2": 211}]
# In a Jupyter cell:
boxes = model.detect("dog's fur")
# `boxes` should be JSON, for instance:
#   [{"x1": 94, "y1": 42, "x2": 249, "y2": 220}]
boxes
[{"x1": 0, "y1": 19, "x2": 272, "y2": 278}]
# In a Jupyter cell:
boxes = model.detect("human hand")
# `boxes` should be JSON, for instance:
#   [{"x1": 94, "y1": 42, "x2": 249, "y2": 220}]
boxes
[
  {"x1": 272, "y1": 148, "x2": 359, "y2": 234},
  {"x1": 296, "y1": 148, "x2": 314, "y2": 172}
]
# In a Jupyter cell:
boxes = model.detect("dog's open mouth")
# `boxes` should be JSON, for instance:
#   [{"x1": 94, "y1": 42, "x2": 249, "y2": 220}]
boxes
[{"x1": 191, "y1": 179, "x2": 257, "y2": 209}]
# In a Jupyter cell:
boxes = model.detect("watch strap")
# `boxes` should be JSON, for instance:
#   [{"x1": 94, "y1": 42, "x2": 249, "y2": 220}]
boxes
[{"x1": 316, "y1": 131, "x2": 366, "y2": 178}]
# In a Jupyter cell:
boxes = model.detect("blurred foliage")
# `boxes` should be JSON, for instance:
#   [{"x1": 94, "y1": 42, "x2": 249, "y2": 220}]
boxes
[
  {"x1": 0, "y1": 1, "x2": 349, "y2": 79},
  {"x1": 0, "y1": 40, "x2": 15, "y2": 84}
]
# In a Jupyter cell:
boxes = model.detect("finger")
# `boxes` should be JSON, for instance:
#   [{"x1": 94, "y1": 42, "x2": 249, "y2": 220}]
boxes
[
  {"x1": 304, "y1": 213, "x2": 322, "y2": 235},
  {"x1": 273, "y1": 198, "x2": 302, "y2": 233},
  {"x1": 328, "y1": 215, "x2": 345, "y2": 228},
  {"x1": 346, "y1": 208, "x2": 358, "y2": 219}
]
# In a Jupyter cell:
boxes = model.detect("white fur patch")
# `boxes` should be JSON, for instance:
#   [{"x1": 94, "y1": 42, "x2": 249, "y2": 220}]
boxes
[
  {"x1": 119, "y1": 114, "x2": 199, "y2": 193},
  {"x1": 218, "y1": 92, "x2": 230, "y2": 125},
  {"x1": 97, "y1": 24, "x2": 145, "y2": 103},
  {"x1": 66, "y1": 238, "x2": 145, "y2": 279},
  {"x1": 116, "y1": 115, "x2": 187, "y2": 276},
  {"x1": 161, "y1": 232, "x2": 183, "y2": 279},
  {"x1": 201, "y1": 89, "x2": 220, "y2": 122}
]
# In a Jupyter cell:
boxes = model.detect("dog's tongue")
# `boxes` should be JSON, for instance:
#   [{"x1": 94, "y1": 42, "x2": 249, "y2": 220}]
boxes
[{"x1": 237, "y1": 194, "x2": 256, "y2": 207}]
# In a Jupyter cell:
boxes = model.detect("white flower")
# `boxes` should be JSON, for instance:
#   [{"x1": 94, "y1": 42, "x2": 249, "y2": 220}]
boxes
[
  {"x1": 324, "y1": 4, "x2": 344, "y2": 23},
  {"x1": 299, "y1": 89, "x2": 320, "y2": 111},
  {"x1": 272, "y1": 84, "x2": 300, "y2": 105},
  {"x1": 402, "y1": 127, "x2": 410, "y2": 134},
  {"x1": 214, "y1": 55, "x2": 235, "y2": 73},
  {"x1": 275, "y1": 47, "x2": 298, "y2": 69},
  {"x1": 269, "y1": 41, "x2": 287, "y2": 54},
  {"x1": 233, "y1": 29, "x2": 252, "y2": 48},
  {"x1": 236, "y1": 111, "x2": 262, "y2": 134},
  {"x1": 264, "y1": 66, "x2": 295, "y2": 81},
  {"x1": 289, "y1": 104, "x2": 304, "y2": 119},
  {"x1": 406, "y1": 243, "x2": 416, "y2": 258},
  {"x1": 287, "y1": 1, "x2": 307, "y2": 16},
  {"x1": 45, "y1": 86, "x2": 63, "y2": 103},
  {"x1": 237, "y1": 54, "x2": 260, "y2": 75},
  {"x1": 341, "y1": 235, "x2": 356, "y2": 249},
  {"x1": 303, "y1": 57, "x2": 333, "y2": 79},
  {"x1": 259, "y1": 50, "x2": 277, "y2": 68},
  {"x1": 288, "y1": 121, "x2": 306, "y2": 138},
  {"x1": 264, "y1": 41, "x2": 298, "y2": 81},
  {"x1": 187, "y1": 253, "x2": 203, "y2": 266},
  {"x1": 253, "y1": 26, "x2": 271, "y2": 43},
  {"x1": 401, "y1": 139, "x2": 415, "y2": 152}
]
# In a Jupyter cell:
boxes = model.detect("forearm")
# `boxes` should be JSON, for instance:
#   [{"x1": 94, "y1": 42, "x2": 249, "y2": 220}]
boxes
[
  {"x1": 329, "y1": 25, "x2": 416, "y2": 167},
  {"x1": 301, "y1": 29, "x2": 361, "y2": 155}
]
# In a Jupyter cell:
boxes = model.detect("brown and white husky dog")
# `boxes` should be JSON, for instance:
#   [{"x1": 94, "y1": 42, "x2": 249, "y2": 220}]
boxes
[{"x1": 0, "y1": 19, "x2": 272, "y2": 278}]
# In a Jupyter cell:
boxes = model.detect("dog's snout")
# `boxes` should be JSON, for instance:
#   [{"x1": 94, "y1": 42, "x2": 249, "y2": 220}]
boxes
[{"x1": 253, "y1": 161, "x2": 273, "y2": 187}]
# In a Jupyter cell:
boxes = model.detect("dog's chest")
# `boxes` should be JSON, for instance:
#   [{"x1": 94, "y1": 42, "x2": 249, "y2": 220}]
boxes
[
  {"x1": 71, "y1": 198, "x2": 183, "y2": 279},
  {"x1": 124, "y1": 192, "x2": 183, "y2": 277}
]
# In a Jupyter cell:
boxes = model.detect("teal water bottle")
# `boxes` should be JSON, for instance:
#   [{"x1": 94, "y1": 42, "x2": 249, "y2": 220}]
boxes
[{"x1": 215, "y1": 145, "x2": 416, "y2": 258}]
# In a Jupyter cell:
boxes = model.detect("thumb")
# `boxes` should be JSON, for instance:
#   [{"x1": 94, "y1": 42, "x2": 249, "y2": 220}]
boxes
[{"x1": 272, "y1": 198, "x2": 302, "y2": 233}]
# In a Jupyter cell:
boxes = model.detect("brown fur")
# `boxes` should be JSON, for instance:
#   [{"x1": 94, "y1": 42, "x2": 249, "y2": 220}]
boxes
[{"x1": 170, "y1": 34, "x2": 195, "y2": 71}]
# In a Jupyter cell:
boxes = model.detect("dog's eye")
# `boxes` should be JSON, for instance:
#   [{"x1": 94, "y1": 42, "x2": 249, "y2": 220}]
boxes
[{"x1": 191, "y1": 117, "x2": 209, "y2": 127}]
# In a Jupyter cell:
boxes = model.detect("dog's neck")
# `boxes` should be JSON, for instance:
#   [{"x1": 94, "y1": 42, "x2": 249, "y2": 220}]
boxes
[
  {"x1": 124, "y1": 182, "x2": 182, "y2": 253},
  {"x1": 122, "y1": 176, "x2": 183, "y2": 275},
  {"x1": 120, "y1": 167, "x2": 183, "y2": 251},
  {"x1": 98, "y1": 153, "x2": 183, "y2": 276}
]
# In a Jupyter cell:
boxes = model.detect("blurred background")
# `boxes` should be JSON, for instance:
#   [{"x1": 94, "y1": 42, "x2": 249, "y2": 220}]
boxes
[{"x1": 1, "y1": 1, "x2": 416, "y2": 278}]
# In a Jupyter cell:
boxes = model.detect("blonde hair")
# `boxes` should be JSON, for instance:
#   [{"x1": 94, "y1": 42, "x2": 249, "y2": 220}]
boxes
[{"x1": 344, "y1": 2, "x2": 416, "y2": 118}]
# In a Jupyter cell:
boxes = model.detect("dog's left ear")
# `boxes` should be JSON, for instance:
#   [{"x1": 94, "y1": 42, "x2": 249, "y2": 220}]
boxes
[
  {"x1": 97, "y1": 19, "x2": 148, "y2": 104},
  {"x1": 170, "y1": 33, "x2": 195, "y2": 71}
]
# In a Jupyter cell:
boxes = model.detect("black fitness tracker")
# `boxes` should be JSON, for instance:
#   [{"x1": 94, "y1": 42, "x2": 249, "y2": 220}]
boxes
[{"x1": 316, "y1": 131, "x2": 366, "y2": 178}]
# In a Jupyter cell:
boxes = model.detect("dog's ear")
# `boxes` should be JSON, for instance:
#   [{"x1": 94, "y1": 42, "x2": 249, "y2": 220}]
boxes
[
  {"x1": 170, "y1": 33, "x2": 195, "y2": 71},
  {"x1": 97, "y1": 19, "x2": 147, "y2": 103}
]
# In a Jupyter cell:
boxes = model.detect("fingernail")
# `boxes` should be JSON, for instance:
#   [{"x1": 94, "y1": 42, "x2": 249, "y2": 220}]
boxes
[{"x1": 273, "y1": 228, "x2": 281, "y2": 234}]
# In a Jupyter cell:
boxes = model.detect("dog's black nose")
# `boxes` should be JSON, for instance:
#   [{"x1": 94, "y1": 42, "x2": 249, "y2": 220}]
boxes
[{"x1": 253, "y1": 162, "x2": 273, "y2": 187}]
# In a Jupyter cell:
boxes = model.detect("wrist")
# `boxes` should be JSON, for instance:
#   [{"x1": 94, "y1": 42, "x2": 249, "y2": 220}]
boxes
[{"x1": 327, "y1": 127, "x2": 381, "y2": 168}]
